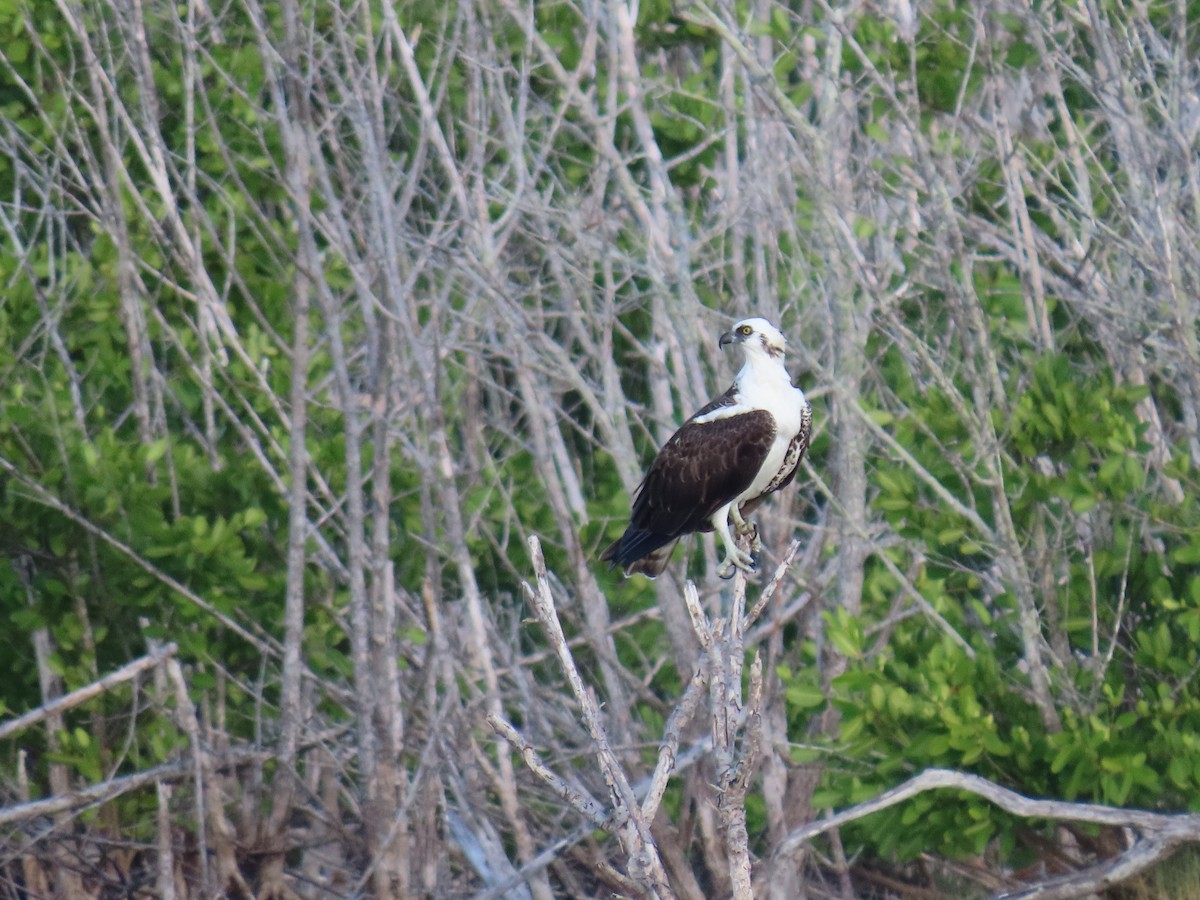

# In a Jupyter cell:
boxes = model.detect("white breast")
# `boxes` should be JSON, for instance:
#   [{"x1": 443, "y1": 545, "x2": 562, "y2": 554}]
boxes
[{"x1": 739, "y1": 384, "x2": 808, "y2": 502}]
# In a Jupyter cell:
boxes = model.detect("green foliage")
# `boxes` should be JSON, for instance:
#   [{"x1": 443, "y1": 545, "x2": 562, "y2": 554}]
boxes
[
  {"x1": 0, "y1": 0, "x2": 348, "y2": 788},
  {"x1": 778, "y1": 333, "x2": 1200, "y2": 862}
]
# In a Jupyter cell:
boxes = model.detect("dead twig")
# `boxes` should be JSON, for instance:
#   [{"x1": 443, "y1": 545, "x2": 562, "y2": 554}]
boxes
[
  {"x1": 777, "y1": 767, "x2": 1200, "y2": 899},
  {"x1": 521, "y1": 536, "x2": 672, "y2": 898},
  {"x1": 486, "y1": 715, "x2": 608, "y2": 826},
  {"x1": 0, "y1": 748, "x2": 266, "y2": 828},
  {"x1": 0, "y1": 642, "x2": 177, "y2": 742}
]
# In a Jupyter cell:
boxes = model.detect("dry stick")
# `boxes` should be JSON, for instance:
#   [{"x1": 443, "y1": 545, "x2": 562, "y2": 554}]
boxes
[
  {"x1": 13, "y1": 750, "x2": 50, "y2": 894},
  {"x1": 641, "y1": 669, "x2": 707, "y2": 824},
  {"x1": 691, "y1": 628, "x2": 743, "y2": 894},
  {"x1": 745, "y1": 539, "x2": 802, "y2": 629},
  {"x1": 0, "y1": 642, "x2": 176, "y2": 742},
  {"x1": 685, "y1": 532, "x2": 805, "y2": 899},
  {"x1": 166, "y1": 656, "x2": 213, "y2": 895},
  {"x1": 711, "y1": 569, "x2": 754, "y2": 900},
  {"x1": 155, "y1": 781, "x2": 177, "y2": 900},
  {"x1": 997, "y1": 835, "x2": 1181, "y2": 900},
  {"x1": 775, "y1": 767, "x2": 1200, "y2": 899},
  {"x1": 523, "y1": 536, "x2": 672, "y2": 898},
  {"x1": 257, "y1": 5, "x2": 319, "y2": 888},
  {"x1": 486, "y1": 715, "x2": 608, "y2": 826},
  {"x1": 26, "y1": 577, "x2": 79, "y2": 897},
  {"x1": 0, "y1": 764, "x2": 181, "y2": 827},
  {"x1": 727, "y1": 654, "x2": 764, "y2": 897},
  {"x1": 481, "y1": 727, "x2": 717, "y2": 900},
  {"x1": 0, "y1": 749, "x2": 266, "y2": 828},
  {"x1": 682, "y1": 581, "x2": 713, "y2": 652}
]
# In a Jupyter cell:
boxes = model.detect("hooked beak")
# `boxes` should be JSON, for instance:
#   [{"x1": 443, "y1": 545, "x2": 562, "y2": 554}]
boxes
[{"x1": 718, "y1": 331, "x2": 736, "y2": 350}]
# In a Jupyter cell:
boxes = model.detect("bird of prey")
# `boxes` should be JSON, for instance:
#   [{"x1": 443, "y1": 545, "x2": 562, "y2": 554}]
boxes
[{"x1": 601, "y1": 317, "x2": 812, "y2": 578}]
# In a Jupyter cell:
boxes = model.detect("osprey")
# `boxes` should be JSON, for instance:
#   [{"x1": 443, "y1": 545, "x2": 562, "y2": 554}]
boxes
[{"x1": 601, "y1": 317, "x2": 812, "y2": 579}]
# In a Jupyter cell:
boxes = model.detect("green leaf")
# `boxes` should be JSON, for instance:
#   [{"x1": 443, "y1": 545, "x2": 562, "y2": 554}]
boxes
[
  {"x1": 236, "y1": 572, "x2": 269, "y2": 591},
  {"x1": 887, "y1": 686, "x2": 913, "y2": 716},
  {"x1": 786, "y1": 682, "x2": 827, "y2": 709},
  {"x1": 1070, "y1": 492, "x2": 1098, "y2": 513},
  {"x1": 143, "y1": 438, "x2": 168, "y2": 464},
  {"x1": 829, "y1": 621, "x2": 863, "y2": 659},
  {"x1": 1171, "y1": 542, "x2": 1200, "y2": 565},
  {"x1": 865, "y1": 121, "x2": 890, "y2": 142}
]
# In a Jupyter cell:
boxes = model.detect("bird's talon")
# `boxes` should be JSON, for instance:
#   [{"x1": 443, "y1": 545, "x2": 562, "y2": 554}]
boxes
[
  {"x1": 717, "y1": 550, "x2": 758, "y2": 579},
  {"x1": 734, "y1": 520, "x2": 762, "y2": 553}
]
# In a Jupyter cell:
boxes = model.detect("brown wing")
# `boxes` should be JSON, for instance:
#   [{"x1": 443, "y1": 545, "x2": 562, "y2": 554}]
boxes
[{"x1": 600, "y1": 409, "x2": 776, "y2": 571}]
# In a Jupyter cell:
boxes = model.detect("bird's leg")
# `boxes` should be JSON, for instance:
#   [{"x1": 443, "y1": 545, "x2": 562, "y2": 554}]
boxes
[
  {"x1": 729, "y1": 505, "x2": 762, "y2": 555},
  {"x1": 729, "y1": 505, "x2": 762, "y2": 576},
  {"x1": 714, "y1": 504, "x2": 757, "y2": 579}
]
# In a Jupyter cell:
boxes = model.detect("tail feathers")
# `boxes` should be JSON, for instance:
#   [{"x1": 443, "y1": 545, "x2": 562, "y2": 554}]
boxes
[
  {"x1": 600, "y1": 530, "x2": 679, "y2": 578},
  {"x1": 625, "y1": 541, "x2": 678, "y2": 578}
]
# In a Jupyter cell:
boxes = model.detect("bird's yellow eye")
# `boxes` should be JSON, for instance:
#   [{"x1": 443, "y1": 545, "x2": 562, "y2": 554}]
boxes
[{"x1": 738, "y1": 325, "x2": 752, "y2": 336}]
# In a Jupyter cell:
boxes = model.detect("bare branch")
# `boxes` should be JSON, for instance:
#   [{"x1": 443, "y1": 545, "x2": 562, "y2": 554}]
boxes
[
  {"x1": 522, "y1": 536, "x2": 671, "y2": 897},
  {"x1": 0, "y1": 643, "x2": 176, "y2": 742},
  {"x1": 0, "y1": 749, "x2": 266, "y2": 829},
  {"x1": 777, "y1": 767, "x2": 1200, "y2": 858},
  {"x1": 486, "y1": 714, "x2": 608, "y2": 826}
]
